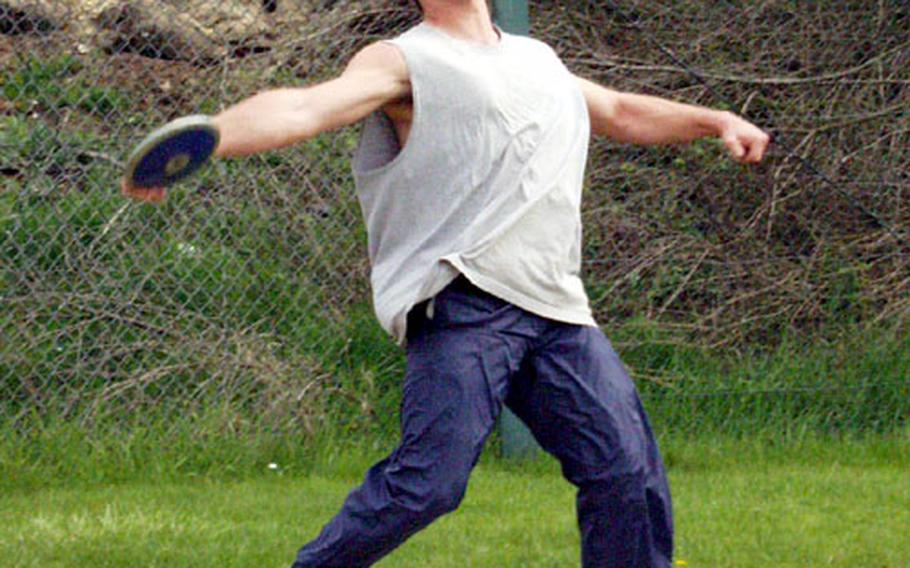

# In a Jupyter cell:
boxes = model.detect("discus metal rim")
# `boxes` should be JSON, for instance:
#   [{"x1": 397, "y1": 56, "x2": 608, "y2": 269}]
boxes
[{"x1": 124, "y1": 114, "x2": 220, "y2": 188}]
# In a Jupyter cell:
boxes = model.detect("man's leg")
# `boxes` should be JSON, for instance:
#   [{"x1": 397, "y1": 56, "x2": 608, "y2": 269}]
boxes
[
  {"x1": 507, "y1": 324, "x2": 673, "y2": 568},
  {"x1": 293, "y1": 281, "x2": 524, "y2": 567}
]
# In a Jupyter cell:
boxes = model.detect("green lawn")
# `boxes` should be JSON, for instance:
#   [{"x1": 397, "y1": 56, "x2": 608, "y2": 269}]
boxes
[{"x1": 2, "y1": 438, "x2": 908, "y2": 567}]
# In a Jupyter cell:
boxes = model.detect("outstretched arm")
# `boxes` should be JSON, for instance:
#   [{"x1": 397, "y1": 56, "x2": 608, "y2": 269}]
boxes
[
  {"x1": 213, "y1": 43, "x2": 409, "y2": 157},
  {"x1": 576, "y1": 76, "x2": 770, "y2": 164},
  {"x1": 123, "y1": 42, "x2": 410, "y2": 201}
]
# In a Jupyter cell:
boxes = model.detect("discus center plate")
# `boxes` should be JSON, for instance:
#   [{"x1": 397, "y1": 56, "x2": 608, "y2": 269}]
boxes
[{"x1": 165, "y1": 153, "x2": 192, "y2": 176}]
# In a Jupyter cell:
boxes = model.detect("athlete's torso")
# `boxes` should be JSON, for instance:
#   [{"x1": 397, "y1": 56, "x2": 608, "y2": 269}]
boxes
[{"x1": 353, "y1": 23, "x2": 596, "y2": 343}]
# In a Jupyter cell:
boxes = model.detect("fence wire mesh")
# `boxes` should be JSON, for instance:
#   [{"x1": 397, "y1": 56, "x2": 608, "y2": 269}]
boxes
[{"x1": 1, "y1": 1, "x2": 908, "y2": 436}]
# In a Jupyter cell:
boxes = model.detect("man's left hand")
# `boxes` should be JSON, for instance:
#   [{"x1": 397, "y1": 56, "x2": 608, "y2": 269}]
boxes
[{"x1": 720, "y1": 114, "x2": 771, "y2": 164}]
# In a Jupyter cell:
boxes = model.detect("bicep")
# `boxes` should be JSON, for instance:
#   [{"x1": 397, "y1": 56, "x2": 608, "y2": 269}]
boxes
[
  {"x1": 306, "y1": 42, "x2": 411, "y2": 134},
  {"x1": 575, "y1": 75, "x2": 622, "y2": 138}
]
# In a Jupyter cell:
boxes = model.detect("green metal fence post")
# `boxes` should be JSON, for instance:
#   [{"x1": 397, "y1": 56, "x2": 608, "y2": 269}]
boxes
[
  {"x1": 491, "y1": 0, "x2": 538, "y2": 460},
  {"x1": 492, "y1": 0, "x2": 530, "y2": 35}
]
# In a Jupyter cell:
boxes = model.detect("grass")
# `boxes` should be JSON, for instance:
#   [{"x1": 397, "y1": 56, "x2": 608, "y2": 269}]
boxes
[
  {"x1": 1, "y1": 40, "x2": 908, "y2": 568},
  {"x1": 1, "y1": 436, "x2": 908, "y2": 567},
  {"x1": 0, "y1": 55, "x2": 130, "y2": 117},
  {"x1": 1, "y1": 323, "x2": 907, "y2": 493}
]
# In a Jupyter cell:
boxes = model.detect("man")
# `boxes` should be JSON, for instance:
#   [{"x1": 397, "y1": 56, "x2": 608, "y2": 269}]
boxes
[{"x1": 124, "y1": 0, "x2": 769, "y2": 566}]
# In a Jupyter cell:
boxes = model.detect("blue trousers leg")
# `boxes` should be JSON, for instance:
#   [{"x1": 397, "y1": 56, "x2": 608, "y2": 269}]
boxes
[
  {"x1": 293, "y1": 276, "x2": 673, "y2": 566},
  {"x1": 293, "y1": 283, "x2": 521, "y2": 567},
  {"x1": 506, "y1": 324, "x2": 674, "y2": 568}
]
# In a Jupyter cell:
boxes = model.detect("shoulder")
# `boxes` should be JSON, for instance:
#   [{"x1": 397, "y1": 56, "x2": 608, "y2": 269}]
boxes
[
  {"x1": 508, "y1": 33, "x2": 558, "y2": 55},
  {"x1": 346, "y1": 41, "x2": 409, "y2": 75},
  {"x1": 344, "y1": 24, "x2": 439, "y2": 82},
  {"x1": 338, "y1": 41, "x2": 412, "y2": 100},
  {"x1": 507, "y1": 34, "x2": 571, "y2": 74}
]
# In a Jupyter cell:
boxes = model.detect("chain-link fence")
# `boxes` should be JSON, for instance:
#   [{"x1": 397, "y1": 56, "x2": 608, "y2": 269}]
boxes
[{"x1": 2, "y1": 1, "x2": 908, "y2": 440}]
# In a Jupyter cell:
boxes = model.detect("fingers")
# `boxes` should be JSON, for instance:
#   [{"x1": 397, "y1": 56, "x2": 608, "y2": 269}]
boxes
[
  {"x1": 125, "y1": 185, "x2": 167, "y2": 203},
  {"x1": 723, "y1": 134, "x2": 747, "y2": 161},
  {"x1": 121, "y1": 178, "x2": 167, "y2": 203},
  {"x1": 720, "y1": 113, "x2": 771, "y2": 165},
  {"x1": 745, "y1": 137, "x2": 767, "y2": 163},
  {"x1": 725, "y1": 131, "x2": 771, "y2": 165},
  {"x1": 739, "y1": 131, "x2": 771, "y2": 164}
]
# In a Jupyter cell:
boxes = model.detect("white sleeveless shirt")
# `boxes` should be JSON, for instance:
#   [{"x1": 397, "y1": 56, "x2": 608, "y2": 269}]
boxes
[{"x1": 352, "y1": 23, "x2": 596, "y2": 343}]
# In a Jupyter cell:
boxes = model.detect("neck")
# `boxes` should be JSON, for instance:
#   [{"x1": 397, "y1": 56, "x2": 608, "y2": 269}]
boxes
[{"x1": 421, "y1": 1, "x2": 499, "y2": 45}]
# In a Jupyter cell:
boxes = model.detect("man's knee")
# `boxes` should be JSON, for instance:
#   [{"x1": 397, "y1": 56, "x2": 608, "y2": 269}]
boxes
[
  {"x1": 412, "y1": 477, "x2": 469, "y2": 519},
  {"x1": 384, "y1": 461, "x2": 470, "y2": 520},
  {"x1": 433, "y1": 478, "x2": 469, "y2": 513}
]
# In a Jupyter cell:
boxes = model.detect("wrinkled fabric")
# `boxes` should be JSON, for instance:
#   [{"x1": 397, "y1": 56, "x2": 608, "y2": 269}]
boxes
[
  {"x1": 293, "y1": 277, "x2": 673, "y2": 567},
  {"x1": 352, "y1": 23, "x2": 595, "y2": 344}
]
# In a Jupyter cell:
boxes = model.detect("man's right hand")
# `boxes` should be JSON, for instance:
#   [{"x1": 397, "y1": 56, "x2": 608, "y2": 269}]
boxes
[{"x1": 121, "y1": 177, "x2": 167, "y2": 203}]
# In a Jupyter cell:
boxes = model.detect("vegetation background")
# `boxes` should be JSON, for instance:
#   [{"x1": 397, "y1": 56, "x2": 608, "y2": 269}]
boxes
[
  {"x1": 1, "y1": 0, "x2": 908, "y2": 486},
  {"x1": 1, "y1": 2, "x2": 908, "y2": 566}
]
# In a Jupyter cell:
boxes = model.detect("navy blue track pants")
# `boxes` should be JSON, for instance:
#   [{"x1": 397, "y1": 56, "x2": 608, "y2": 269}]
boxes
[{"x1": 293, "y1": 276, "x2": 673, "y2": 567}]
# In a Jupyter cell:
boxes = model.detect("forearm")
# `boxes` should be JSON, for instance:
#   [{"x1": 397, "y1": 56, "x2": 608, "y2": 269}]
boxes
[
  {"x1": 212, "y1": 89, "x2": 318, "y2": 158},
  {"x1": 604, "y1": 92, "x2": 732, "y2": 145}
]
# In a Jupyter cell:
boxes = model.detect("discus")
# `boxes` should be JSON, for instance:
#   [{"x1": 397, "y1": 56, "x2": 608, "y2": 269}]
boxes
[{"x1": 124, "y1": 115, "x2": 220, "y2": 189}]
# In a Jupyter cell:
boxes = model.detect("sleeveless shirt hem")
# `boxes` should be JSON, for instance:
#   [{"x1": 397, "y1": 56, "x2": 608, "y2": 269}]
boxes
[{"x1": 445, "y1": 257, "x2": 597, "y2": 328}]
